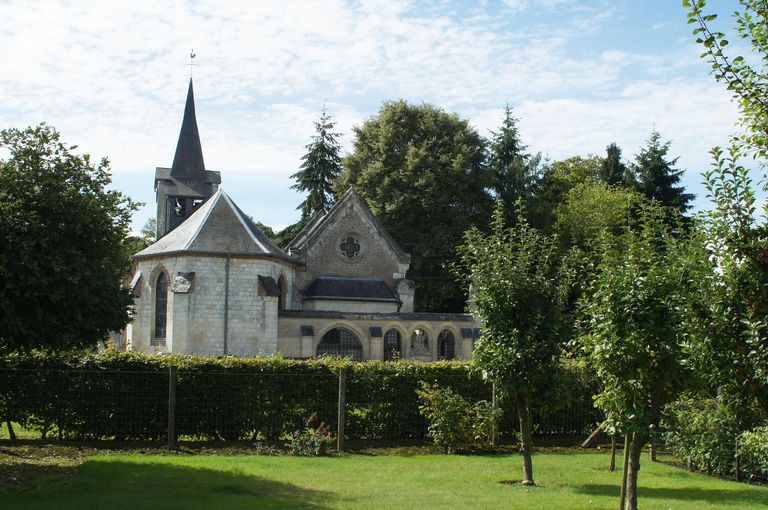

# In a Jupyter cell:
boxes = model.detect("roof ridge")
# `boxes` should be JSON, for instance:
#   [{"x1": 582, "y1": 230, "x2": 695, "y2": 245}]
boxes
[
  {"x1": 220, "y1": 192, "x2": 270, "y2": 253},
  {"x1": 182, "y1": 189, "x2": 223, "y2": 251}
]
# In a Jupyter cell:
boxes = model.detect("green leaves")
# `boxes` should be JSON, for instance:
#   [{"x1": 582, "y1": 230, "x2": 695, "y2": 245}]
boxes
[
  {"x1": 456, "y1": 200, "x2": 570, "y2": 397},
  {"x1": 577, "y1": 203, "x2": 707, "y2": 435},
  {"x1": 0, "y1": 125, "x2": 136, "y2": 352}
]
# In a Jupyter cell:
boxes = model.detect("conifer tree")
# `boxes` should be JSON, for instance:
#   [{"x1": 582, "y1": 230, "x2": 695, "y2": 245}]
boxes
[
  {"x1": 488, "y1": 104, "x2": 541, "y2": 224},
  {"x1": 600, "y1": 142, "x2": 631, "y2": 187},
  {"x1": 291, "y1": 107, "x2": 343, "y2": 219},
  {"x1": 631, "y1": 131, "x2": 694, "y2": 215}
]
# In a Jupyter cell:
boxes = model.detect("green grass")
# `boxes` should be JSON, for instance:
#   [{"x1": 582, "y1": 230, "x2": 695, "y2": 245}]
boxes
[{"x1": 1, "y1": 451, "x2": 766, "y2": 509}]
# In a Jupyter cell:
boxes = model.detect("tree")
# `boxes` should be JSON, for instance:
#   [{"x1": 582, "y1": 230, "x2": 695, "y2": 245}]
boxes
[
  {"x1": 684, "y1": 0, "x2": 768, "y2": 156},
  {"x1": 337, "y1": 100, "x2": 493, "y2": 312},
  {"x1": 291, "y1": 107, "x2": 344, "y2": 219},
  {"x1": 631, "y1": 130, "x2": 694, "y2": 217},
  {"x1": 122, "y1": 217, "x2": 156, "y2": 260},
  {"x1": 488, "y1": 105, "x2": 542, "y2": 225},
  {"x1": 689, "y1": 143, "x2": 768, "y2": 414},
  {"x1": 0, "y1": 125, "x2": 136, "y2": 352},
  {"x1": 684, "y1": 0, "x2": 768, "y2": 415},
  {"x1": 599, "y1": 142, "x2": 632, "y2": 187},
  {"x1": 456, "y1": 202, "x2": 572, "y2": 486},
  {"x1": 578, "y1": 204, "x2": 707, "y2": 510},
  {"x1": 554, "y1": 181, "x2": 641, "y2": 250},
  {"x1": 531, "y1": 155, "x2": 602, "y2": 230}
]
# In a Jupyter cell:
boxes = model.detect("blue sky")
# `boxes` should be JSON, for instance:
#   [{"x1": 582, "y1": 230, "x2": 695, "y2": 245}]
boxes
[{"x1": 0, "y1": 0, "x2": 754, "y2": 232}]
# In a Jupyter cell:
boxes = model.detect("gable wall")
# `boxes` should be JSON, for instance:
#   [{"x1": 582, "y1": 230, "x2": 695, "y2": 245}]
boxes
[{"x1": 293, "y1": 198, "x2": 407, "y2": 307}]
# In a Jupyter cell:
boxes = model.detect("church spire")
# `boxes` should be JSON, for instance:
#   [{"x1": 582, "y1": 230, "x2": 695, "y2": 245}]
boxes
[{"x1": 170, "y1": 78, "x2": 207, "y2": 183}]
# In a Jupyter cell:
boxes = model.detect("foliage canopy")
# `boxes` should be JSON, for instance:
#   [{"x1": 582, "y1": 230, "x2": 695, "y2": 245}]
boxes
[{"x1": 0, "y1": 125, "x2": 136, "y2": 352}]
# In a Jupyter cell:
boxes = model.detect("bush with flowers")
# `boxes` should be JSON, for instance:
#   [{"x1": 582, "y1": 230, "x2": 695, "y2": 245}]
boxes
[{"x1": 289, "y1": 413, "x2": 334, "y2": 456}]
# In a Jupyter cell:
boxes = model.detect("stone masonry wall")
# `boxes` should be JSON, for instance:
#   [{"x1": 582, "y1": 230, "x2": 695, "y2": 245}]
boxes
[
  {"x1": 293, "y1": 198, "x2": 409, "y2": 309},
  {"x1": 130, "y1": 254, "x2": 295, "y2": 356}
]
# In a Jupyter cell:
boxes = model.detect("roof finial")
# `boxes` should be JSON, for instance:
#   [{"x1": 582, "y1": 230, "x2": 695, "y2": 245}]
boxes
[{"x1": 188, "y1": 50, "x2": 197, "y2": 78}]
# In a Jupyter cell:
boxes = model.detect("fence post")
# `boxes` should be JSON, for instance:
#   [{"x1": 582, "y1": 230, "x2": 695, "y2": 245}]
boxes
[
  {"x1": 337, "y1": 368, "x2": 346, "y2": 452},
  {"x1": 735, "y1": 434, "x2": 741, "y2": 482},
  {"x1": 168, "y1": 366, "x2": 177, "y2": 449}
]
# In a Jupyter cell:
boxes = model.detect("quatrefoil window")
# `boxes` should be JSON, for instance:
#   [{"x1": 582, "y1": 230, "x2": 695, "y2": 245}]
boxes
[{"x1": 340, "y1": 236, "x2": 361, "y2": 259}]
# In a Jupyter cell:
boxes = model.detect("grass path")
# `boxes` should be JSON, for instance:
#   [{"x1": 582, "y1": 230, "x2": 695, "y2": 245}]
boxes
[{"x1": 1, "y1": 451, "x2": 767, "y2": 509}]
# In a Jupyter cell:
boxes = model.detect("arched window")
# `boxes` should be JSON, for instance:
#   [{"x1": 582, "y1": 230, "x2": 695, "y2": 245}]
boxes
[
  {"x1": 154, "y1": 272, "x2": 168, "y2": 341},
  {"x1": 437, "y1": 330, "x2": 455, "y2": 360},
  {"x1": 383, "y1": 329, "x2": 402, "y2": 361},
  {"x1": 316, "y1": 328, "x2": 363, "y2": 361}
]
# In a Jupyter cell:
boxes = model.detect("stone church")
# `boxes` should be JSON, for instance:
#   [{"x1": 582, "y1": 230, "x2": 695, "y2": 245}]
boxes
[{"x1": 125, "y1": 79, "x2": 480, "y2": 361}]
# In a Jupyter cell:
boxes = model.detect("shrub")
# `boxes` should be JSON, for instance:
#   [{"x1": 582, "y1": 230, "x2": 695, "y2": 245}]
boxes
[
  {"x1": 739, "y1": 426, "x2": 768, "y2": 481},
  {"x1": 417, "y1": 382, "x2": 500, "y2": 453},
  {"x1": 663, "y1": 395, "x2": 741, "y2": 476},
  {"x1": 0, "y1": 351, "x2": 594, "y2": 442},
  {"x1": 289, "y1": 413, "x2": 334, "y2": 456}
]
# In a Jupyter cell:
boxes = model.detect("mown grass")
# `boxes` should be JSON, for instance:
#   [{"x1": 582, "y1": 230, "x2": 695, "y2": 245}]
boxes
[{"x1": 1, "y1": 450, "x2": 766, "y2": 509}]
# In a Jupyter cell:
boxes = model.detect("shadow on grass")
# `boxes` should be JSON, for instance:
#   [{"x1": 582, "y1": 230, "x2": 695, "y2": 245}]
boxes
[
  {"x1": 0, "y1": 459, "x2": 335, "y2": 510},
  {"x1": 576, "y1": 484, "x2": 768, "y2": 506}
]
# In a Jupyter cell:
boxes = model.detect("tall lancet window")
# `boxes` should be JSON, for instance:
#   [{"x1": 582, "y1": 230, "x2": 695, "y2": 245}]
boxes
[{"x1": 154, "y1": 272, "x2": 168, "y2": 341}]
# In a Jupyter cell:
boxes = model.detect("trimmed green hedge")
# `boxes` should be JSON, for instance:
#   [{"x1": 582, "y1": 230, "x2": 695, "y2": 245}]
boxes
[{"x1": 0, "y1": 351, "x2": 600, "y2": 442}]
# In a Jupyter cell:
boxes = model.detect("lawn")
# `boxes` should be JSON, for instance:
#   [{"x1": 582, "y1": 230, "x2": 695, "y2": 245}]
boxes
[{"x1": 1, "y1": 448, "x2": 766, "y2": 509}]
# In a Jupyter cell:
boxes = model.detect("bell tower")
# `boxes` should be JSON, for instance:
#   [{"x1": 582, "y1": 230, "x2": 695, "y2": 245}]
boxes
[{"x1": 154, "y1": 78, "x2": 221, "y2": 239}]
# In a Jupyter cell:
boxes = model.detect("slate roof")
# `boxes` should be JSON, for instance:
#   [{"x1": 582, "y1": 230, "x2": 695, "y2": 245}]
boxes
[
  {"x1": 154, "y1": 79, "x2": 221, "y2": 198},
  {"x1": 286, "y1": 188, "x2": 410, "y2": 265},
  {"x1": 133, "y1": 189, "x2": 294, "y2": 262},
  {"x1": 303, "y1": 276, "x2": 401, "y2": 303}
]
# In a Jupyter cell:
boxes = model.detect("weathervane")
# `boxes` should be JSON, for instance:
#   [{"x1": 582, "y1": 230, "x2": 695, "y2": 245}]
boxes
[{"x1": 188, "y1": 50, "x2": 198, "y2": 78}]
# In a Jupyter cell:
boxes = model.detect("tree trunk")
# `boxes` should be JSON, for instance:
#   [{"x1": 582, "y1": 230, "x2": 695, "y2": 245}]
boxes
[
  {"x1": 625, "y1": 431, "x2": 646, "y2": 510},
  {"x1": 6, "y1": 421, "x2": 16, "y2": 441},
  {"x1": 609, "y1": 434, "x2": 617, "y2": 472},
  {"x1": 516, "y1": 392, "x2": 535, "y2": 486}
]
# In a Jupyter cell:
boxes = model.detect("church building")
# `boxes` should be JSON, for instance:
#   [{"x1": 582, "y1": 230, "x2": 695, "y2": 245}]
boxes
[{"x1": 126, "y1": 80, "x2": 480, "y2": 361}]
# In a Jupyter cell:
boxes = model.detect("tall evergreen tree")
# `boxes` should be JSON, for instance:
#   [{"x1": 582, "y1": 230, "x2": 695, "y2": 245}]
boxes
[
  {"x1": 631, "y1": 130, "x2": 694, "y2": 215},
  {"x1": 290, "y1": 107, "x2": 343, "y2": 219},
  {"x1": 599, "y1": 142, "x2": 631, "y2": 187},
  {"x1": 488, "y1": 104, "x2": 541, "y2": 224}
]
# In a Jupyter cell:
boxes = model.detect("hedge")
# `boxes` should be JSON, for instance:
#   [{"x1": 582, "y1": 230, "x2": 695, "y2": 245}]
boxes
[{"x1": 0, "y1": 351, "x2": 600, "y2": 442}]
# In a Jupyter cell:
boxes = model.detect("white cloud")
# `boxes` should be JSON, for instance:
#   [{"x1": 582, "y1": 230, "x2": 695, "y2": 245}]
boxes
[{"x1": 0, "y1": 0, "x2": 747, "y2": 227}]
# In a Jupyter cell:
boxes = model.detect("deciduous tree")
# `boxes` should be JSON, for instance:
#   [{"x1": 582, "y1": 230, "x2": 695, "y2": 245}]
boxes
[
  {"x1": 456, "y1": 202, "x2": 572, "y2": 485},
  {"x1": 0, "y1": 125, "x2": 136, "y2": 352},
  {"x1": 578, "y1": 204, "x2": 707, "y2": 510},
  {"x1": 338, "y1": 100, "x2": 493, "y2": 312}
]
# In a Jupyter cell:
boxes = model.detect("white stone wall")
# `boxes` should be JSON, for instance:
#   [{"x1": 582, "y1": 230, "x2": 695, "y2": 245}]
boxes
[{"x1": 129, "y1": 254, "x2": 295, "y2": 356}]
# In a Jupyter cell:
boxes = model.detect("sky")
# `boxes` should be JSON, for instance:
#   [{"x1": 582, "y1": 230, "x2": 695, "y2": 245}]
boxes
[{"x1": 0, "y1": 0, "x2": 757, "y2": 232}]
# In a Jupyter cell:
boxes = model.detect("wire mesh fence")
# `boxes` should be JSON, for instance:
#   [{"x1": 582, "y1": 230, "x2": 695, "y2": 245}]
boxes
[{"x1": 0, "y1": 367, "x2": 602, "y2": 445}]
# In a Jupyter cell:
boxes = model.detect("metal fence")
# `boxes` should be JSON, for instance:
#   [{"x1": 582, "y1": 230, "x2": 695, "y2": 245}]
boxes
[{"x1": 0, "y1": 367, "x2": 602, "y2": 447}]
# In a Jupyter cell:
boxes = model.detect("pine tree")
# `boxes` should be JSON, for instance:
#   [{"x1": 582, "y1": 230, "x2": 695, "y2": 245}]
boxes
[
  {"x1": 488, "y1": 104, "x2": 541, "y2": 224},
  {"x1": 632, "y1": 131, "x2": 694, "y2": 215},
  {"x1": 291, "y1": 107, "x2": 343, "y2": 219},
  {"x1": 599, "y1": 142, "x2": 631, "y2": 187}
]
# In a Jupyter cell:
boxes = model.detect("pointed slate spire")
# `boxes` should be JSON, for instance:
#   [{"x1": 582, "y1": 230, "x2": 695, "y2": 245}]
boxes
[{"x1": 170, "y1": 78, "x2": 207, "y2": 184}]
